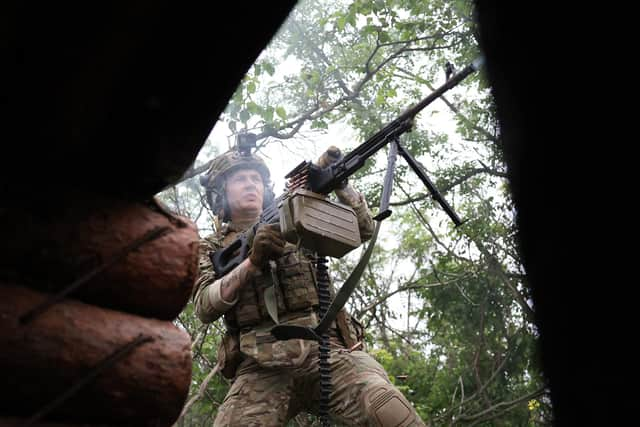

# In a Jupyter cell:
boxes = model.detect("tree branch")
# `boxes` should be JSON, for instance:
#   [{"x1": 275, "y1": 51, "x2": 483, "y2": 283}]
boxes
[
  {"x1": 160, "y1": 160, "x2": 213, "y2": 191},
  {"x1": 471, "y1": 236, "x2": 536, "y2": 324},
  {"x1": 459, "y1": 387, "x2": 546, "y2": 424},
  {"x1": 434, "y1": 328, "x2": 528, "y2": 422},
  {"x1": 472, "y1": 299, "x2": 493, "y2": 407},
  {"x1": 389, "y1": 166, "x2": 506, "y2": 207},
  {"x1": 397, "y1": 174, "x2": 534, "y2": 323},
  {"x1": 177, "y1": 362, "x2": 221, "y2": 422},
  {"x1": 395, "y1": 65, "x2": 497, "y2": 143},
  {"x1": 396, "y1": 181, "x2": 474, "y2": 266},
  {"x1": 290, "y1": 19, "x2": 354, "y2": 98},
  {"x1": 355, "y1": 278, "x2": 452, "y2": 318},
  {"x1": 250, "y1": 19, "x2": 459, "y2": 145}
]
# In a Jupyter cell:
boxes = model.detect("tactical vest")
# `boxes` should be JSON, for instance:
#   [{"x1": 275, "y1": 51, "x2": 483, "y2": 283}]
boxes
[
  {"x1": 213, "y1": 226, "x2": 364, "y2": 378},
  {"x1": 220, "y1": 230, "x2": 319, "y2": 330}
]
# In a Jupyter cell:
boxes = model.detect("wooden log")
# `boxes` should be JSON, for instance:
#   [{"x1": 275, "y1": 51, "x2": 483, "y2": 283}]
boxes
[
  {"x1": 0, "y1": 284, "x2": 192, "y2": 427},
  {"x1": 0, "y1": 196, "x2": 199, "y2": 320}
]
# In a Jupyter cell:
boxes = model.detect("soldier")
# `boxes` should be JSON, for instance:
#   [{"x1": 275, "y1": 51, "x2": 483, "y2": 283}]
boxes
[{"x1": 193, "y1": 145, "x2": 426, "y2": 426}]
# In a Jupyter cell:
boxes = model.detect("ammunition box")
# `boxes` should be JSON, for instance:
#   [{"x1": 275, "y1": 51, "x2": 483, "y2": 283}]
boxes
[{"x1": 279, "y1": 189, "x2": 360, "y2": 258}]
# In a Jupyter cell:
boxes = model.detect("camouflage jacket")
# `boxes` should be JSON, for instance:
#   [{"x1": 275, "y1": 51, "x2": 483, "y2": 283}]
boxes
[{"x1": 193, "y1": 189, "x2": 374, "y2": 376}]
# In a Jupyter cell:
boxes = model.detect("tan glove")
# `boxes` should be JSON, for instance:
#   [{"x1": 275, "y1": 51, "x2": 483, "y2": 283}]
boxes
[
  {"x1": 316, "y1": 145, "x2": 347, "y2": 189},
  {"x1": 316, "y1": 145, "x2": 343, "y2": 168},
  {"x1": 249, "y1": 223, "x2": 285, "y2": 267}
]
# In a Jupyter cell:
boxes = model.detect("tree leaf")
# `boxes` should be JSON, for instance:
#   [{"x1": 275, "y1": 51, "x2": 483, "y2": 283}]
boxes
[
  {"x1": 263, "y1": 62, "x2": 275, "y2": 76},
  {"x1": 264, "y1": 106, "x2": 274, "y2": 122},
  {"x1": 247, "y1": 101, "x2": 259, "y2": 114}
]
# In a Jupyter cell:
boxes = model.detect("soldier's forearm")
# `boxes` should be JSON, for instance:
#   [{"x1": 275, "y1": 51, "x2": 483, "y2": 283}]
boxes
[
  {"x1": 335, "y1": 184, "x2": 375, "y2": 241},
  {"x1": 219, "y1": 258, "x2": 259, "y2": 302},
  {"x1": 334, "y1": 184, "x2": 361, "y2": 206},
  {"x1": 194, "y1": 258, "x2": 259, "y2": 323}
]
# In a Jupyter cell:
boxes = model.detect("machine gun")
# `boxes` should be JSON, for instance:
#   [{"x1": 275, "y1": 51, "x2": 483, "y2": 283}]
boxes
[{"x1": 210, "y1": 56, "x2": 484, "y2": 278}]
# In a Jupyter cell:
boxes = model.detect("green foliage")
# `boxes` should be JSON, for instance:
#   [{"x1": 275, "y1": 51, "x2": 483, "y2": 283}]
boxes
[{"x1": 173, "y1": 302, "x2": 231, "y2": 426}]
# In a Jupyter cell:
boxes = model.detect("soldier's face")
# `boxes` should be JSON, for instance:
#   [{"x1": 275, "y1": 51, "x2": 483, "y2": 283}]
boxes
[{"x1": 226, "y1": 168, "x2": 265, "y2": 218}]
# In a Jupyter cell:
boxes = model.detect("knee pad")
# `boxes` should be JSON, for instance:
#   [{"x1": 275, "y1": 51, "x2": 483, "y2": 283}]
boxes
[{"x1": 362, "y1": 384, "x2": 422, "y2": 427}]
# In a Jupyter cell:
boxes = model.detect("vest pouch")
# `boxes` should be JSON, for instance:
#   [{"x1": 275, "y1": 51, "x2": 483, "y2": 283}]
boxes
[
  {"x1": 239, "y1": 312, "x2": 317, "y2": 368},
  {"x1": 277, "y1": 247, "x2": 318, "y2": 311},
  {"x1": 231, "y1": 274, "x2": 262, "y2": 327},
  {"x1": 217, "y1": 331, "x2": 242, "y2": 379}
]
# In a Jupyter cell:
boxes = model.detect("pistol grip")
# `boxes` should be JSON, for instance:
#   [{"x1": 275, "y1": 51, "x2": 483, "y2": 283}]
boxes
[{"x1": 210, "y1": 234, "x2": 250, "y2": 276}]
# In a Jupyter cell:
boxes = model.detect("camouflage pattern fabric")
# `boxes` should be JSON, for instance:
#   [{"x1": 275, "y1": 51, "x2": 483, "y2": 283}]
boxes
[
  {"x1": 192, "y1": 232, "x2": 228, "y2": 324},
  {"x1": 213, "y1": 340, "x2": 427, "y2": 426},
  {"x1": 335, "y1": 189, "x2": 375, "y2": 242}
]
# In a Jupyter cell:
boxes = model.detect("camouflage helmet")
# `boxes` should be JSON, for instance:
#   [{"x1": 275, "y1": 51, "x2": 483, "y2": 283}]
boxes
[
  {"x1": 199, "y1": 148, "x2": 273, "y2": 221},
  {"x1": 203, "y1": 149, "x2": 270, "y2": 190}
]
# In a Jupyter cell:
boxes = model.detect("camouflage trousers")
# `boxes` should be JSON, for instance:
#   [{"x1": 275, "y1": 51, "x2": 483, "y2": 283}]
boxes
[{"x1": 213, "y1": 341, "x2": 426, "y2": 427}]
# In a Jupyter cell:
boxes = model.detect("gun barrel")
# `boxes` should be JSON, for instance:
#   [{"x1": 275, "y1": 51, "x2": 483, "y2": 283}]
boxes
[
  {"x1": 339, "y1": 56, "x2": 484, "y2": 177},
  {"x1": 402, "y1": 58, "x2": 482, "y2": 123}
]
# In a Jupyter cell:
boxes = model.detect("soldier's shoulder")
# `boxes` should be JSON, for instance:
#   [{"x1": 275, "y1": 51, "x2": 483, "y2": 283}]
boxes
[{"x1": 201, "y1": 233, "x2": 223, "y2": 251}]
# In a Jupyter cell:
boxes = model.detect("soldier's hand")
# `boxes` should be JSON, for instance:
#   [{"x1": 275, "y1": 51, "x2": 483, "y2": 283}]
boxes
[
  {"x1": 316, "y1": 145, "x2": 343, "y2": 168},
  {"x1": 316, "y1": 145, "x2": 348, "y2": 189},
  {"x1": 249, "y1": 223, "x2": 285, "y2": 267}
]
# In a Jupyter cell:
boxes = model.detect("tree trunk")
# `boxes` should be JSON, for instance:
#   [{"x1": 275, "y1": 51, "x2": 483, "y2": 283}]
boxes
[
  {"x1": 0, "y1": 196, "x2": 199, "y2": 320},
  {"x1": 0, "y1": 284, "x2": 192, "y2": 427}
]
